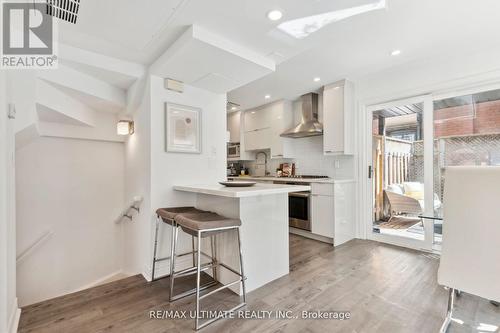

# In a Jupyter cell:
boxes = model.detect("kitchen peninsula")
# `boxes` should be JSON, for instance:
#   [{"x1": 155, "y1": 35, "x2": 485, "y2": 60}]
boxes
[{"x1": 173, "y1": 183, "x2": 310, "y2": 293}]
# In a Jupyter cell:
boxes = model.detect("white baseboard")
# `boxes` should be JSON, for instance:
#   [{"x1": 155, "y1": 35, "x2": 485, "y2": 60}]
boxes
[
  {"x1": 8, "y1": 297, "x2": 21, "y2": 333},
  {"x1": 289, "y1": 227, "x2": 334, "y2": 244}
]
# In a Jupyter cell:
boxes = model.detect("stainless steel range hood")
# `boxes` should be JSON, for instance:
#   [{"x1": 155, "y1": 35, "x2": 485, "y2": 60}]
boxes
[{"x1": 280, "y1": 93, "x2": 323, "y2": 138}]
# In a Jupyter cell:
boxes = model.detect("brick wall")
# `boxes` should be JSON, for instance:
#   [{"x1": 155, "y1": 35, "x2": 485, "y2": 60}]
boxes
[{"x1": 434, "y1": 100, "x2": 500, "y2": 137}]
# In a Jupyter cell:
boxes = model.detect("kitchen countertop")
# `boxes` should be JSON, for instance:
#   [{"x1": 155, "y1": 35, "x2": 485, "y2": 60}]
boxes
[
  {"x1": 227, "y1": 176, "x2": 355, "y2": 184},
  {"x1": 174, "y1": 183, "x2": 311, "y2": 198}
]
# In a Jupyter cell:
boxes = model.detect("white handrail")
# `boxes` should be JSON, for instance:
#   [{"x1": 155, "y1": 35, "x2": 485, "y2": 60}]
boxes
[
  {"x1": 115, "y1": 195, "x2": 143, "y2": 224},
  {"x1": 16, "y1": 230, "x2": 54, "y2": 265}
]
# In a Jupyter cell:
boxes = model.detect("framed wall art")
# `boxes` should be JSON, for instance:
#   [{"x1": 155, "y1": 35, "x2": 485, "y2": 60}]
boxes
[{"x1": 165, "y1": 103, "x2": 202, "y2": 153}]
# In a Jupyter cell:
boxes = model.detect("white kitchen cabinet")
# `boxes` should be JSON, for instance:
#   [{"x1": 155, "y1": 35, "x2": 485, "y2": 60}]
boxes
[
  {"x1": 244, "y1": 108, "x2": 272, "y2": 132},
  {"x1": 244, "y1": 128, "x2": 271, "y2": 151},
  {"x1": 311, "y1": 193, "x2": 334, "y2": 238},
  {"x1": 243, "y1": 100, "x2": 294, "y2": 158},
  {"x1": 269, "y1": 101, "x2": 293, "y2": 159},
  {"x1": 323, "y1": 79, "x2": 355, "y2": 155},
  {"x1": 310, "y1": 182, "x2": 355, "y2": 245},
  {"x1": 332, "y1": 182, "x2": 356, "y2": 247},
  {"x1": 227, "y1": 111, "x2": 255, "y2": 160},
  {"x1": 227, "y1": 111, "x2": 240, "y2": 143}
]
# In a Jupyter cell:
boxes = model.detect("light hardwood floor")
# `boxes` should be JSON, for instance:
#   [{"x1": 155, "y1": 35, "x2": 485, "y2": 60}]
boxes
[{"x1": 18, "y1": 235, "x2": 499, "y2": 332}]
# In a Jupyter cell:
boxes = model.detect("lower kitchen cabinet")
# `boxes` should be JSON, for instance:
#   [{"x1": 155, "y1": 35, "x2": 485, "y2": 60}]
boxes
[
  {"x1": 311, "y1": 194, "x2": 334, "y2": 238},
  {"x1": 310, "y1": 182, "x2": 355, "y2": 246},
  {"x1": 331, "y1": 182, "x2": 356, "y2": 246}
]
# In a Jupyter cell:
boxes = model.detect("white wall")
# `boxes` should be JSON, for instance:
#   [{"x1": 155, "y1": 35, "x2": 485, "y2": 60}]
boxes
[
  {"x1": 148, "y1": 76, "x2": 226, "y2": 274},
  {"x1": 0, "y1": 72, "x2": 20, "y2": 333},
  {"x1": 16, "y1": 137, "x2": 125, "y2": 306},
  {"x1": 123, "y1": 78, "x2": 152, "y2": 276},
  {"x1": 123, "y1": 75, "x2": 226, "y2": 280}
]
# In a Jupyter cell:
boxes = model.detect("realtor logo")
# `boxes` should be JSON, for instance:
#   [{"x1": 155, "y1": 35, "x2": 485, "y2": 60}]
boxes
[{"x1": 1, "y1": 1, "x2": 58, "y2": 69}]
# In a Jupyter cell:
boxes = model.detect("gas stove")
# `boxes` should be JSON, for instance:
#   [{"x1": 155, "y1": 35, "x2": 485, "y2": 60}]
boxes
[{"x1": 278, "y1": 175, "x2": 329, "y2": 179}]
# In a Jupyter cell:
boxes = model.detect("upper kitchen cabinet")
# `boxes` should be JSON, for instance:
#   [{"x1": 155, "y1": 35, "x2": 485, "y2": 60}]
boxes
[
  {"x1": 243, "y1": 100, "x2": 294, "y2": 158},
  {"x1": 227, "y1": 111, "x2": 241, "y2": 143},
  {"x1": 227, "y1": 111, "x2": 254, "y2": 161},
  {"x1": 323, "y1": 79, "x2": 355, "y2": 155}
]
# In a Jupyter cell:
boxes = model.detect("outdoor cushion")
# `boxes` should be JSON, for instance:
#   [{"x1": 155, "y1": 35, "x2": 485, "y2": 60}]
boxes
[{"x1": 387, "y1": 184, "x2": 404, "y2": 194}]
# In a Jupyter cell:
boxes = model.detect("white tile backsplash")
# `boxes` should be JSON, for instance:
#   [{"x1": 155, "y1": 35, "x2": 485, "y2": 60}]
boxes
[{"x1": 242, "y1": 136, "x2": 354, "y2": 179}]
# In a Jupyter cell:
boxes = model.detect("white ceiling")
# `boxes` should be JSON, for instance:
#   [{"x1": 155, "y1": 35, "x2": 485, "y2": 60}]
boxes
[{"x1": 59, "y1": 0, "x2": 500, "y2": 110}]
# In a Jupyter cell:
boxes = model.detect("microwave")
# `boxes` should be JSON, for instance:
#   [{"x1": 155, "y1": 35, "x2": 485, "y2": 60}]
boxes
[{"x1": 227, "y1": 143, "x2": 240, "y2": 158}]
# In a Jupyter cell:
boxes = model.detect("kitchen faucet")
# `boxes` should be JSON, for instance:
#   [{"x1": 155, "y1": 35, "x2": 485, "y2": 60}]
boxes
[{"x1": 255, "y1": 151, "x2": 270, "y2": 176}]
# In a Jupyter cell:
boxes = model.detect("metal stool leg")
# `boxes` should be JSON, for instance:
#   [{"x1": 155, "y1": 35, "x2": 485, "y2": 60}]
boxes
[
  {"x1": 151, "y1": 216, "x2": 160, "y2": 282},
  {"x1": 191, "y1": 236, "x2": 196, "y2": 267},
  {"x1": 439, "y1": 287, "x2": 455, "y2": 333},
  {"x1": 237, "y1": 228, "x2": 247, "y2": 303},
  {"x1": 195, "y1": 231, "x2": 202, "y2": 330},
  {"x1": 210, "y1": 235, "x2": 217, "y2": 281},
  {"x1": 169, "y1": 224, "x2": 179, "y2": 302},
  {"x1": 193, "y1": 227, "x2": 247, "y2": 330}
]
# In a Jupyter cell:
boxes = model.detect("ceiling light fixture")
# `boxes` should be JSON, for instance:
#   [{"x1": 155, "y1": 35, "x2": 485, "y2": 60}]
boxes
[
  {"x1": 265, "y1": 95, "x2": 271, "y2": 99},
  {"x1": 117, "y1": 120, "x2": 134, "y2": 135},
  {"x1": 391, "y1": 49, "x2": 401, "y2": 56},
  {"x1": 314, "y1": 77, "x2": 321, "y2": 82},
  {"x1": 277, "y1": 0, "x2": 386, "y2": 39},
  {"x1": 267, "y1": 10, "x2": 283, "y2": 21},
  {"x1": 231, "y1": 106, "x2": 237, "y2": 111}
]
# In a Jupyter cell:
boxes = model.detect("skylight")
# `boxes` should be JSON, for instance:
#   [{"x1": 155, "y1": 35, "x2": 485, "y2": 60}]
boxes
[{"x1": 277, "y1": 0, "x2": 386, "y2": 39}]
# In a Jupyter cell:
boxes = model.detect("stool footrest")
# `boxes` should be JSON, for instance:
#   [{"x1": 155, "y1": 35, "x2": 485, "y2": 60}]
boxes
[
  {"x1": 219, "y1": 262, "x2": 243, "y2": 278},
  {"x1": 170, "y1": 280, "x2": 217, "y2": 302},
  {"x1": 199, "y1": 278, "x2": 242, "y2": 301},
  {"x1": 174, "y1": 262, "x2": 215, "y2": 279}
]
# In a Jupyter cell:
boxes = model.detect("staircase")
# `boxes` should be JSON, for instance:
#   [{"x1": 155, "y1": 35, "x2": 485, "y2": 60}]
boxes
[{"x1": 12, "y1": 43, "x2": 146, "y2": 148}]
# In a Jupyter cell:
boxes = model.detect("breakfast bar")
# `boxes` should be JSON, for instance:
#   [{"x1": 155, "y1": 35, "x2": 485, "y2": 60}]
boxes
[{"x1": 173, "y1": 183, "x2": 310, "y2": 293}]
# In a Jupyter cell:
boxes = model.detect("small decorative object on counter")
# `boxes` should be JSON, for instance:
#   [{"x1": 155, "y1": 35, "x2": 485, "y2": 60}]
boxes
[
  {"x1": 282, "y1": 163, "x2": 291, "y2": 176},
  {"x1": 291, "y1": 163, "x2": 296, "y2": 176},
  {"x1": 277, "y1": 168, "x2": 283, "y2": 177}
]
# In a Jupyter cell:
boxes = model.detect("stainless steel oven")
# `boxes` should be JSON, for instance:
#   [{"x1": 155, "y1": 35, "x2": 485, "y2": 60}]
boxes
[
  {"x1": 288, "y1": 191, "x2": 311, "y2": 231},
  {"x1": 274, "y1": 180, "x2": 311, "y2": 231}
]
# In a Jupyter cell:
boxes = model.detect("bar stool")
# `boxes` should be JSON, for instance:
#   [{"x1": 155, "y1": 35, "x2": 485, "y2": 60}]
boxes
[
  {"x1": 152, "y1": 207, "x2": 205, "y2": 281},
  {"x1": 173, "y1": 212, "x2": 247, "y2": 330}
]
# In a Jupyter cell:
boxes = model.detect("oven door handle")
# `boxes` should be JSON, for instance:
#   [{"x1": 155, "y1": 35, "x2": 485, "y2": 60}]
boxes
[{"x1": 289, "y1": 192, "x2": 310, "y2": 198}]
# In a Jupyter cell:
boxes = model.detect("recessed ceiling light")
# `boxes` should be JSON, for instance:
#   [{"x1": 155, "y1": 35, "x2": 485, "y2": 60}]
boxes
[
  {"x1": 267, "y1": 10, "x2": 283, "y2": 21},
  {"x1": 231, "y1": 106, "x2": 237, "y2": 111},
  {"x1": 251, "y1": 111, "x2": 256, "y2": 114},
  {"x1": 265, "y1": 95, "x2": 271, "y2": 99},
  {"x1": 391, "y1": 49, "x2": 401, "y2": 56},
  {"x1": 314, "y1": 77, "x2": 321, "y2": 82}
]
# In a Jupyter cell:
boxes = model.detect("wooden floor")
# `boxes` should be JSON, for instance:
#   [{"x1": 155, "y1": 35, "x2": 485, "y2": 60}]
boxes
[{"x1": 19, "y1": 235, "x2": 499, "y2": 333}]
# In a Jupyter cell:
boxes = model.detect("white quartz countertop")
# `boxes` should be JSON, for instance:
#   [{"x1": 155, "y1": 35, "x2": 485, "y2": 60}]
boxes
[
  {"x1": 227, "y1": 176, "x2": 355, "y2": 184},
  {"x1": 174, "y1": 183, "x2": 311, "y2": 198}
]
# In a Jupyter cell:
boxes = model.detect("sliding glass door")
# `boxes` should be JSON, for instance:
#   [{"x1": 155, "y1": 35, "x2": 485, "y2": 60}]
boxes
[
  {"x1": 367, "y1": 86, "x2": 500, "y2": 251},
  {"x1": 368, "y1": 95, "x2": 434, "y2": 251},
  {"x1": 432, "y1": 87, "x2": 500, "y2": 249}
]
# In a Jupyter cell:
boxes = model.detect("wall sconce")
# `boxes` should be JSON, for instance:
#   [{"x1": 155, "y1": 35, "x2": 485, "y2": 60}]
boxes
[{"x1": 117, "y1": 120, "x2": 134, "y2": 135}]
